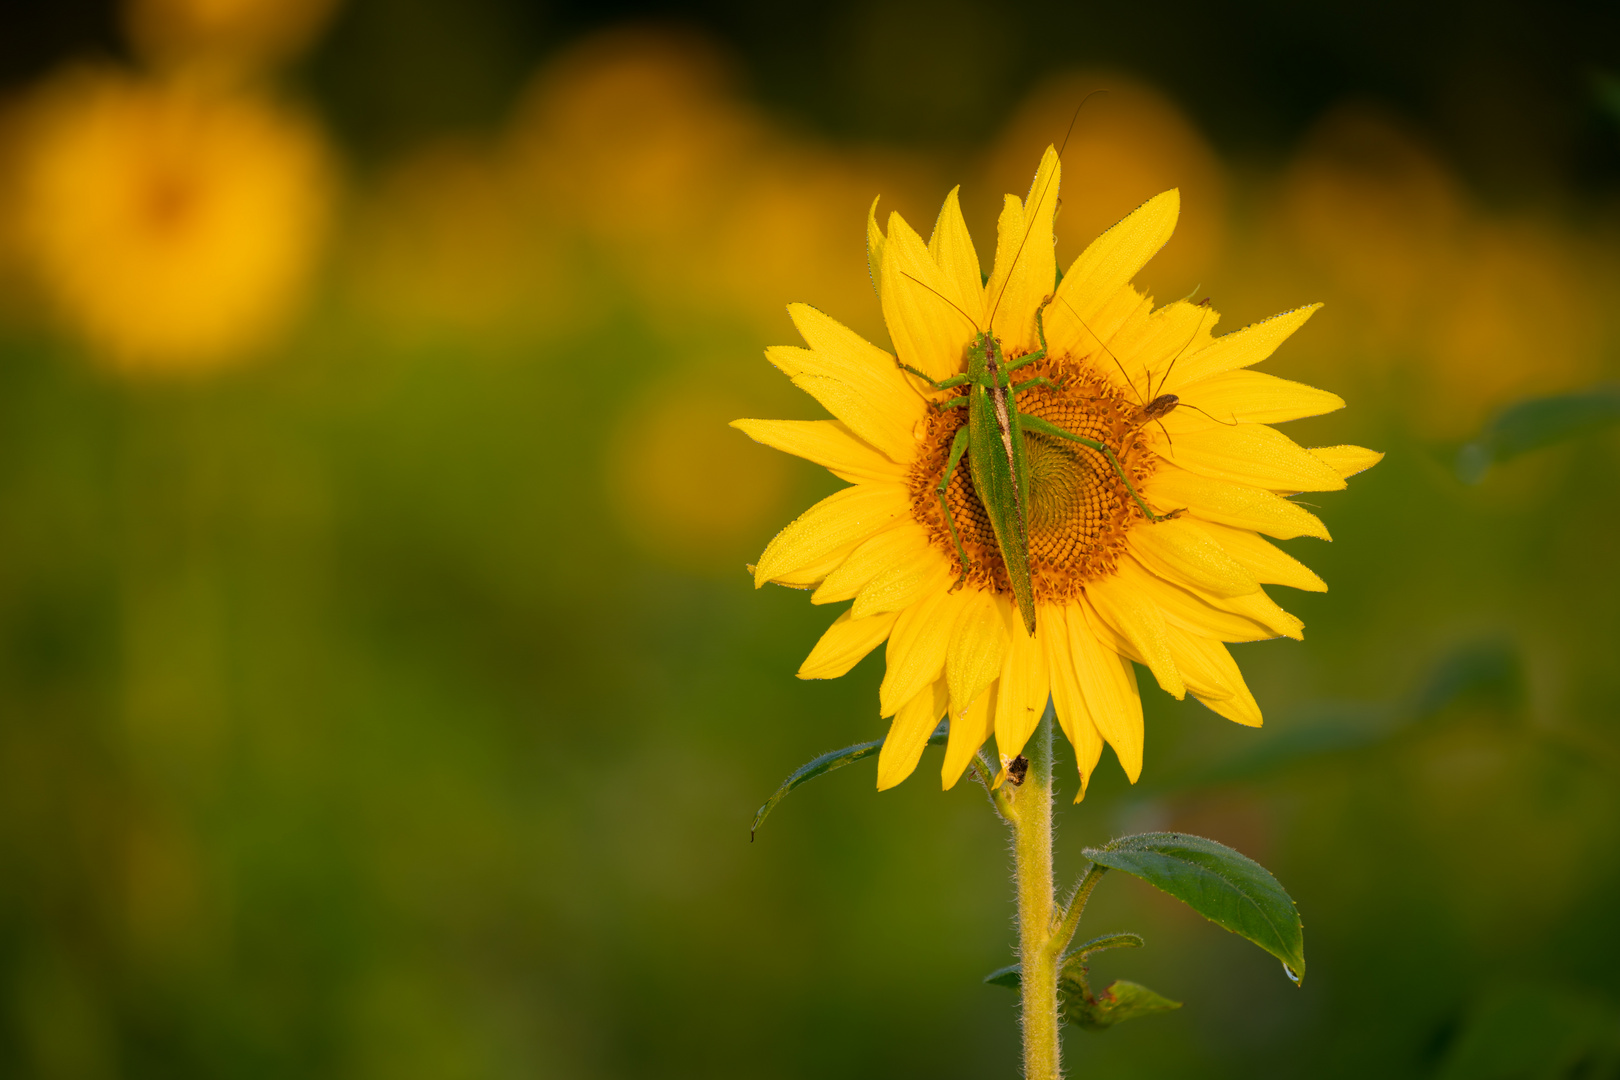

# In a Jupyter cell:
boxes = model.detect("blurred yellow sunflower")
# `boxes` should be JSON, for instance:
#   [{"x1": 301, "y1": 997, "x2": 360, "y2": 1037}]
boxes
[
  {"x1": 735, "y1": 147, "x2": 1380, "y2": 797},
  {"x1": 14, "y1": 68, "x2": 333, "y2": 373}
]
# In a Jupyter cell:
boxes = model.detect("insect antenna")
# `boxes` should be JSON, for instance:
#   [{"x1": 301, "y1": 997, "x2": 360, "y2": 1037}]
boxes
[
  {"x1": 899, "y1": 270, "x2": 982, "y2": 333},
  {"x1": 1149, "y1": 299, "x2": 1213, "y2": 402},
  {"x1": 1055, "y1": 294, "x2": 1147, "y2": 405},
  {"x1": 985, "y1": 89, "x2": 1107, "y2": 330}
]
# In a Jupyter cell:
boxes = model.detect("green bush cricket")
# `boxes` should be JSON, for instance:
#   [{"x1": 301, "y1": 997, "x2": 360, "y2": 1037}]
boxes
[
  {"x1": 894, "y1": 104, "x2": 1212, "y2": 637},
  {"x1": 897, "y1": 286, "x2": 1169, "y2": 637}
]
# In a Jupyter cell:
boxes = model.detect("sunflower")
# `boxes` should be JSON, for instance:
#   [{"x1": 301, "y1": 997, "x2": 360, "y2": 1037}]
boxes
[
  {"x1": 13, "y1": 68, "x2": 332, "y2": 373},
  {"x1": 735, "y1": 147, "x2": 1380, "y2": 798}
]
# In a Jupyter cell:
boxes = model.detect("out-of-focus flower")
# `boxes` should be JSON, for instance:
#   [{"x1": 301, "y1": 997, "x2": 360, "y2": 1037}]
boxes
[
  {"x1": 737, "y1": 149, "x2": 1378, "y2": 794},
  {"x1": 124, "y1": 0, "x2": 342, "y2": 79},
  {"x1": 13, "y1": 68, "x2": 334, "y2": 374},
  {"x1": 1425, "y1": 218, "x2": 1602, "y2": 437},
  {"x1": 505, "y1": 28, "x2": 934, "y2": 334},
  {"x1": 1279, "y1": 108, "x2": 1468, "y2": 352},
  {"x1": 507, "y1": 29, "x2": 762, "y2": 253},
  {"x1": 1275, "y1": 107, "x2": 1603, "y2": 435},
  {"x1": 985, "y1": 74, "x2": 1226, "y2": 295}
]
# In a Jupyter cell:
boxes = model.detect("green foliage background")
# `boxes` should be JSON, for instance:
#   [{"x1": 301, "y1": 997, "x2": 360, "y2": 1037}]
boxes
[{"x1": 3, "y1": 1, "x2": 1620, "y2": 1077}]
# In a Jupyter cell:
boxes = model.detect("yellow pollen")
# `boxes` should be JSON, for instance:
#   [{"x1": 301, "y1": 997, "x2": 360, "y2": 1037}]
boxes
[{"x1": 908, "y1": 351, "x2": 1158, "y2": 603}]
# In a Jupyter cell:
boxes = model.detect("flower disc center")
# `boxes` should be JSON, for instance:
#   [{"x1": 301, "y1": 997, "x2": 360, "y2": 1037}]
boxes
[{"x1": 908, "y1": 351, "x2": 1156, "y2": 603}]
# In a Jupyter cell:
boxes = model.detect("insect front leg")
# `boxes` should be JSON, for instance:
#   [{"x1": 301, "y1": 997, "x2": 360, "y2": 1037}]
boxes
[
  {"x1": 1020, "y1": 414, "x2": 1171, "y2": 523},
  {"x1": 1004, "y1": 295, "x2": 1060, "y2": 376},
  {"x1": 1011, "y1": 377, "x2": 1056, "y2": 394},
  {"x1": 897, "y1": 361, "x2": 972, "y2": 391},
  {"x1": 936, "y1": 425, "x2": 974, "y2": 586}
]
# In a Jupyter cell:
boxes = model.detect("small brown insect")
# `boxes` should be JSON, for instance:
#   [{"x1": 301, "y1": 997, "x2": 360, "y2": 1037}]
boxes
[
  {"x1": 1006, "y1": 755, "x2": 1030, "y2": 786},
  {"x1": 1135, "y1": 392, "x2": 1180, "y2": 424}
]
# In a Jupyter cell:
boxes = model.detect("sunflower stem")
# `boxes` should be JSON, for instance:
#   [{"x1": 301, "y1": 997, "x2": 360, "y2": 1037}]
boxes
[{"x1": 1013, "y1": 712, "x2": 1061, "y2": 1079}]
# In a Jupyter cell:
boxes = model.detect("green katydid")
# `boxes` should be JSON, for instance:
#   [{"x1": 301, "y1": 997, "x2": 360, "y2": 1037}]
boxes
[{"x1": 897, "y1": 289, "x2": 1169, "y2": 637}]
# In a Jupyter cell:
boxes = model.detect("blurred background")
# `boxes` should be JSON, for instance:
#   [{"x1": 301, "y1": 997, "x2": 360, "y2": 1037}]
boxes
[{"x1": 1, "y1": 0, "x2": 1619, "y2": 1076}]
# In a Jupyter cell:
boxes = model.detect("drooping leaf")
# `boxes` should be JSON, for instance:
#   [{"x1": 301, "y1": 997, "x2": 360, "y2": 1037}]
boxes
[
  {"x1": 1456, "y1": 384, "x2": 1620, "y2": 483},
  {"x1": 751, "y1": 720, "x2": 948, "y2": 839},
  {"x1": 1063, "y1": 979, "x2": 1183, "y2": 1031},
  {"x1": 1083, "y1": 833, "x2": 1305, "y2": 981}
]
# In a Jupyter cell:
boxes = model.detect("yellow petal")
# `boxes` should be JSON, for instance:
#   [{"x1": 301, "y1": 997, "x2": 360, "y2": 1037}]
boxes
[
  {"x1": 1196, "y1": 521, "x2": 1327, "y2": 593},
  {"x1": 1085, "y1": 284, "x2": 1158, "y2": 357},
  {"x1": 928, "y1": 186, "x2": 986, "y2": 327},
  {"x1": 985, "y1": 146, "x2": 1060, "y2": 352},
  {"x1": 880, "y1": 210, "x2": 978, "y2": 383},
  {"x1": 1162, "y1": 304, "x2": 1322, "y2": 391},
  {"x1": 812, "y1": 521, "x2": 929, "y2": 605},
  {"x1": 1130, "y1": 555, "x2": 1301, "y2": 641},
  {"x1": 1051, "y1": 190, "x2": 1180, "y2": 328},
  {"x1": 754, "y1": 483, "x2": 908, "y2": 587},
  {"x1": 994, "y1": 620, "x2": 1050, "y2": 763},
  {"x1": 1114, "y1": 297, "x2": 1220, "y2": 402},
  {"x1": 879, "y1": 586, "x2": 960, "y2": 716},
  {"x1": 1129, "y1": 517, "x2": 1260, "y2": 598},
  {"x1": 1069, "y1": 598, "x2": 1146, "y2": 783},
  {"x1": 1142, "y1": 465, "x2": 1331, "y2": 540},
  {"x1": 731, "y1": 418, "x2": 907, "y2": 484},
  {"x1": 1215, "y1": 588, "x2": 1304, "y2": 641},
  {"x1": 877, "y1": 679, "x2": 947, "y2": 790},
  {"x1": 1083, "y1": 573, "x2": 1185, "y2": 699},
  {"x1": 866, "y1": 195, "x2": 886, "y2": 301},
  {"x1": 1042, "y1": 605, "x2": 1104, "y2": 799},
  {"x1": 946, "y1": 588, "x2": 1007, "y2": 720},
  {"x1": 1172, "y1": 370, "x2": 1345, "y2": 426},
  {"x1": 773, "y1": 303, "x2": 925, "y2": 462},
  {"x1": 942, "y1": 681, "x2": 996, "y2": 790},
  {"x1": 757, "y1": 539, "x2": 863, "y2": 589},
  {"x1": 852, "y1": 549, "x2": 953, "y2": 619},
  {"x1": 1156, "y1": 424, "x2": 1347, "y2": 493},
  {"x1": 1309, "y1": 445, "x2": 1385, "y2": 479},
  {"x1": 1165, "y1": 627, "x2": 1262, "y2": 728},
  {"x1": 1126, "y1": 559, "x2": 1280, "y2": 642},
  {"x1": 798, "y1": 608, "x2": 900, "y2": 679}
]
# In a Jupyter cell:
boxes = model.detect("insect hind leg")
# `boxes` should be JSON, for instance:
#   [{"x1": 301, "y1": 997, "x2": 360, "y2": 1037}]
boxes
[{"x1": 1020, "y1": 413, "x2": 1169, "y2": 523}]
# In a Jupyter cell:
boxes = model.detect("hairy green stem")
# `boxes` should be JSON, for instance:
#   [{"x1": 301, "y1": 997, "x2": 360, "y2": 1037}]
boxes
[{"x1": 1014, "y1": 714, "x2": 1060, "y2": 1079}]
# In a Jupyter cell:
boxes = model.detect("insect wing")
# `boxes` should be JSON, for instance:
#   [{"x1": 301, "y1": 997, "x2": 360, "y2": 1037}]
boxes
[{"x1": 967, "y1": 381, "x2": 1038, "y2": 634}]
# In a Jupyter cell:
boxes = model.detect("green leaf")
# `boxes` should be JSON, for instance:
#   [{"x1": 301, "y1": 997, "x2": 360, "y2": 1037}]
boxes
[
  {"x1": 981, "y1": 935, "x2": 1142, "y2": 992},
  {"x1": 1063, "y1": 979, "x2": 1183, "y2": 1031},
  {"x1": 1083, "y1": 832, "x2": 1305, "y2": 982},
  {"x1": 985, "y1": 945, "x2": 1181, "y2": 1032},
  {"x1": 983, "y1": 964, "x2": 1021, "y2": 989},
  {"x1": 1073, "y1": 932, "x2": 1145, "y2": 959},
  {"x1": 1456, "y1": 384, "x2": 1620, "y2": 483},
  {"x1": 751, "y1": 721, "x2": 948, "y2": 839}
]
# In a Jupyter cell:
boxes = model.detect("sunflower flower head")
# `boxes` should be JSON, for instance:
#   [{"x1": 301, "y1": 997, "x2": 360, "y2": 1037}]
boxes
[
  {"x1": 736, "y1": 147, "x2": 1380, "y2": 799},
  {"x1": 13, "y1": 67, "x2": 333, "y2": 374}
]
